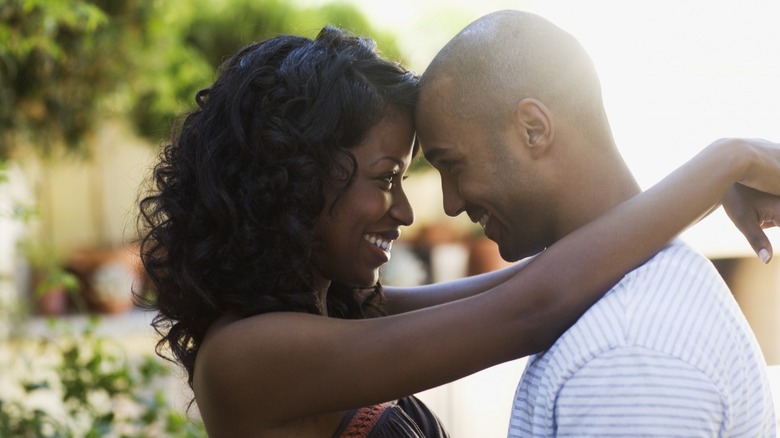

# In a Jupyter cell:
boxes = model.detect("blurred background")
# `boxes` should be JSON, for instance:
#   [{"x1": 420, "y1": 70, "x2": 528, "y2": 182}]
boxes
[{"x1": 1, "y1": 0, "x2": 779, "y2": 436}]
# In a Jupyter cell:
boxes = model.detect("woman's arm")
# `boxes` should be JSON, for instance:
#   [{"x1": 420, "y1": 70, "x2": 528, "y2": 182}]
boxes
[
  {"x1": 383, "y1": 138, "x2": 780, "y2": 315},
  {"x1": 382, "y1": 259, "x2": 527, "y2": 314},
  {"x1": 505, "y1": 138, "x2": 780, "y2": 348},
  {"x1": 198, "y1": 138, "x2": 780, "y2": 429}
]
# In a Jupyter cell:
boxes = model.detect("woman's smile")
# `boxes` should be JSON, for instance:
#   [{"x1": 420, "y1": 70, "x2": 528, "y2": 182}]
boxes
[{"x1": 363, "y1": 232, "x2": 400, "y2": 263}]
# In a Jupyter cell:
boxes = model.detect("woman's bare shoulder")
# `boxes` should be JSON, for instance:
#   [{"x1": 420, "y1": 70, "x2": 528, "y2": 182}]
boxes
[
  {"x1": 198, "y1": 311, "x2": 323, "y2": 370},
  {"x1": 194, "y1": 312, "x2": 329, "y2": 430}
]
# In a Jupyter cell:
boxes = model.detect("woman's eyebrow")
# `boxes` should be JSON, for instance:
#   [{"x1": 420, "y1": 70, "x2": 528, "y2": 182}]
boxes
[{"x1": 370, "y1": 156, "x2": 405, "y2": 167}]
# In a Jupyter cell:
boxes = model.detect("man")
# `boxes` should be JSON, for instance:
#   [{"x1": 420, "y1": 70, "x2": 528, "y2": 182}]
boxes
[{"x1": 415, "y1": 10, "x2": 776, "y2": 436}]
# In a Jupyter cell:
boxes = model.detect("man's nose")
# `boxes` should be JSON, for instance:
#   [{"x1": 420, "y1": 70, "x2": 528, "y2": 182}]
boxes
[{"x1": 441, "y1": 179, "x2": 466, "y2": 217}]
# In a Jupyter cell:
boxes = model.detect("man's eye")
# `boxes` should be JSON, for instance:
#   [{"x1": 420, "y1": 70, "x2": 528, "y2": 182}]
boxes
[{"x1": 439, "y1": 161, "x2": 457, "y2": 173}]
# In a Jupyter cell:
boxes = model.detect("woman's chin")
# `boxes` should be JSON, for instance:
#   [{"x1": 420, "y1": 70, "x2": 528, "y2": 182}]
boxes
[{"x1": 352, "y1": 271, "x2": 381, "y2": 289}]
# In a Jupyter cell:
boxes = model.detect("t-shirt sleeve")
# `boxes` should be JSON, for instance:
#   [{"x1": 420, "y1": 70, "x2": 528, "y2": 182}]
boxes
[{"x1": 554, "y1": 346, "x2": 725, "y2": 437}]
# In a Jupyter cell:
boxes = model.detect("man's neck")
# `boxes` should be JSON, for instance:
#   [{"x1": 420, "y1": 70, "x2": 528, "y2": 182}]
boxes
[{"x1": 553, "y1": 154, "x2": 641, "y2": 242}]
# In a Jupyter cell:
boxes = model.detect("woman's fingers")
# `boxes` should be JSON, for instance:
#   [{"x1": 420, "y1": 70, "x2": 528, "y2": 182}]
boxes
[{"x1": 722, "y1": 184, "x2": 780, "y2": 263}]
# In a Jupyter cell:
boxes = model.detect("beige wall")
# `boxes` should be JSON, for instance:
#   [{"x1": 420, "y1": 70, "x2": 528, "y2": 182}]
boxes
[
  {"x1": 714, "y1": 257, "x2": 780, "y2": 365},
  {"x1": 20, "y1": 120, "x2": 158, "y2": 254}
]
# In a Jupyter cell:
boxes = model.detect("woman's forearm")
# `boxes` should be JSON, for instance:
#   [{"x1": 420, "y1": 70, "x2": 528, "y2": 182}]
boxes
[
  {"x1": 385, "y1": 139, "x2": 780, "y2": 318},
  {"x1": 383, "y1": 260, "x2": 528, "y2": 314},
  {"x1": 504, "y1": 139, "x2": 776, "y2": 350}
]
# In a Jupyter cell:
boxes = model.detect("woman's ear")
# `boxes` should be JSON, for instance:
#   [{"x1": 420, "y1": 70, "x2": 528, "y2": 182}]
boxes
[{"x1": 514, "y1": 98, "x2": 554, "y2": 158}]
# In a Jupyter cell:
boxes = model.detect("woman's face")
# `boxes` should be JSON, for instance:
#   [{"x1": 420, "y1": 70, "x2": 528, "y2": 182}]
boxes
[{"x1": 316, "y1": 112, "x2": 416, "y2": 288}]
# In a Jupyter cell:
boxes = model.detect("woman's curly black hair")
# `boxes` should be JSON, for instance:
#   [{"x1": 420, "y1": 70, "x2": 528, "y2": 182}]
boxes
[{"x1": 137, "y1": 26, "x2": 419, "y2": 387}]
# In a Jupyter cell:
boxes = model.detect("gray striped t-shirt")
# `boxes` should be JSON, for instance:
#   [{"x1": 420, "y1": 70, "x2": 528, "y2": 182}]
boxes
[{"x1": 509, "y1": 240, "x2": 775, "y2": 437}]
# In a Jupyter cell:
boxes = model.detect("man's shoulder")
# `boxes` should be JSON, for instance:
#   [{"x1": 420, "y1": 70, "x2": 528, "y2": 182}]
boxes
[
  {"x1": 616, "y1": 238, "x2": 723, "y2": 295},
  {"x1": 544, "y1": 239, "x2": 737, "y2": 361},
  {"x1": 635, "y1": 238, "x2": 711, "y2": 273},
  {"x1": 516, "y1": 243, "x2": 775, "y2": 437}
]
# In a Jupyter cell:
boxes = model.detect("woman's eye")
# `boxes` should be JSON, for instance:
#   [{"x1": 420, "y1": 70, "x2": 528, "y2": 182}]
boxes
[{"x1": 378, "y1": 172, "x2": 396, "y2": 189}]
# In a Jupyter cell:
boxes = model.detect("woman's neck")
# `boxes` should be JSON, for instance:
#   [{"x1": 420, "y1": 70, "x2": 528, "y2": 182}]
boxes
[{"x1": 313, "y1": 274, "x2": 331, "y2": 316}]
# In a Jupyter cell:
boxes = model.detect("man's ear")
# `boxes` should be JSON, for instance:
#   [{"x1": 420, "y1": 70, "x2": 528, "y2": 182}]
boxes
[{"x1": 514, "y1": 98, "x2": 554, "y2": 158}]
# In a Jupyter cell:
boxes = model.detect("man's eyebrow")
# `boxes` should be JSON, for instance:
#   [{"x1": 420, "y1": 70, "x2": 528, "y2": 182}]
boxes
[{"x1": 423, "y1": 147, "x2": 447, "y2": 164}]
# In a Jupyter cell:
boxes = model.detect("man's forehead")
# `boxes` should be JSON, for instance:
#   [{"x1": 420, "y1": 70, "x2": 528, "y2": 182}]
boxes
[
  {"x1": 415, "y1": 76, "x2": 455, "y2": 131},
  {"x1": 419, "y1": 74, "x2": 455, "y2": 102}
]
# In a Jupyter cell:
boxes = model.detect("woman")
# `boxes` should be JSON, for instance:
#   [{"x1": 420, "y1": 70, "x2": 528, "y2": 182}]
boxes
[{"x1": 138, "y1": 26, "x2": 780, "y2": 437}]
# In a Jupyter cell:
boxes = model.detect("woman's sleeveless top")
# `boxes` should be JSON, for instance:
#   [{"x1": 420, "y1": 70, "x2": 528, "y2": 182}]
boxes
[{"x1": 332, "y1": 395, "x2": 448, "y2": 438}]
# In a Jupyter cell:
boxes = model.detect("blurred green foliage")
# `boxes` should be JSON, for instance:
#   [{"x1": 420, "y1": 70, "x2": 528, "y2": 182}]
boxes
[
  {"x1": 0, "y1": 317, "x2": 206, "y2": 437},
  {"x1": 131, "y1": 0, "x2": 403, "y2": 140},
  {"x1": 0, "y1": 0, "x2": 403, "y2": 159},
  {"x1": 0, "y1": 0, "x2": 114, "y2": 157}
]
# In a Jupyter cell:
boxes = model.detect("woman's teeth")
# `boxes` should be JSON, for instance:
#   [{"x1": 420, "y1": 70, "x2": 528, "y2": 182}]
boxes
[{"x1": 364, "y1": 235, "x2": 392, "y2": 252}]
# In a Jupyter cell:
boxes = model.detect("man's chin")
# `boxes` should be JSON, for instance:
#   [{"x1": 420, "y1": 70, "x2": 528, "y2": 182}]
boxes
[
  {"x1": 497, "y1": 242, "x2": 545, "y2": 263},
  {"x1": 496, "y1": 243, "x2": 519, "y2": 263}
]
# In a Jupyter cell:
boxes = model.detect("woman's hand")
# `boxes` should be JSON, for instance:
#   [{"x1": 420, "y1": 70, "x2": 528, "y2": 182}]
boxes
[
  {"x1": 710, "y1": 137, "x2": 780, "y2": 194},
  {"x1": 705, "y1": 138, "x2": 780, "y2": 263},
  {"x1": 722, "y1": 184, "x2": 780, "y2": 263}
]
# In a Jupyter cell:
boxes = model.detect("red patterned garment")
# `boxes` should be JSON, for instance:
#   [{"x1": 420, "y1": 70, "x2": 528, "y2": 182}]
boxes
[{"x1": 332, "y1": 396, "x2": 448, "y2": 438}]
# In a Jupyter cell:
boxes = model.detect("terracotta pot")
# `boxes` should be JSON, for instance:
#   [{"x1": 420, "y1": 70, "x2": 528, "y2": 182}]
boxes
[
  {"x1": 67, "y1": 244, "x2": 142, "y2": 314},
  {"x1": 467, "y1": 237, "x2": 512, "y2": 276}
]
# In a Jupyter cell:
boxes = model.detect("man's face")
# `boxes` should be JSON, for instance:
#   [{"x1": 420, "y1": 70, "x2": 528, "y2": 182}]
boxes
[{"x1": 415, "y1": 78, "x2": 555, "y2": 261}]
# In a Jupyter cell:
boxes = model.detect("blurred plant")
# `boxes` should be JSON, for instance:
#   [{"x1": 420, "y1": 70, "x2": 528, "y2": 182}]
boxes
[
  {"x1": 128, "y1": 0, "x2": 404, "y2": 140},
  {"x1": 10, "y1": 196, "x2": 84, "y2": 315},
  {"x1": 24, "y1": 240, "x2": 84, "y2": 315},
  {"x1": 0, "y1": 0, "x2": 151, "y2": 158},
  {"x1": 0, "y1": 0, "x2": 407, "y2": 159},
  {"x1": 0, "y1": 317, "x2": 206, "y2": 437}
]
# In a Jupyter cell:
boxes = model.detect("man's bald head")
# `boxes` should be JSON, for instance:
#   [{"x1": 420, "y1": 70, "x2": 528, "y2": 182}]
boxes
[
  {"x1": 416, "y1": 11, "x2": 640, "y2": 260},
  {"x1": 420, "y1": 10, "x2": 609, "y2": 136}
]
